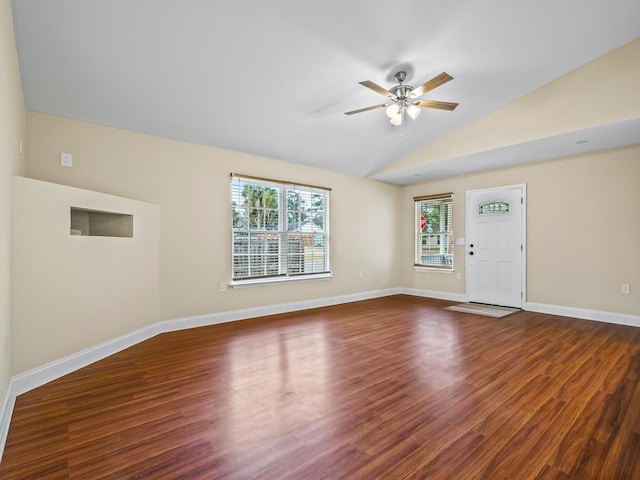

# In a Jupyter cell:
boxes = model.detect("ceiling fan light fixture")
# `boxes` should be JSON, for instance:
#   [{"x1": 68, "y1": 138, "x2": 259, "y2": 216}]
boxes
[
  {"x1": 406, "y1": 104, "x2": 421, "y2": 120},
  {"x1": 344, "y1": 70, "x2": 457, "y2": 133},
  {"x1": 385, "y1": 103, "x2": 400, "y2": 118}
]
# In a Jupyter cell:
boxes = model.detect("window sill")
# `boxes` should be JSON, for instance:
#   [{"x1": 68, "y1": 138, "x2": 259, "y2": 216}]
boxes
[
  {"x1": 230, "y1": 273, "x2": 332, "y2": 288},
  {"x1": 414, "y1": 266, "x2": 454, "y2": 274}
]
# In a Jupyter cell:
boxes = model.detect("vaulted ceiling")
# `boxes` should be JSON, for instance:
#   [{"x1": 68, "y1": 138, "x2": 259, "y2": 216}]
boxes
[{"x1": 11, "y1": 0, "x2": 640, "y2": 183}]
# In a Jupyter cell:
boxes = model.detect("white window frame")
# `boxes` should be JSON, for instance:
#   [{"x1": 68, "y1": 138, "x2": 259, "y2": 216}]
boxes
[
  {"x1": 414, "y1": 193, "x2": 454, "y2": 271},
  {"x1": 230, "y1": 174, "x2": 331, "y2": 287}
]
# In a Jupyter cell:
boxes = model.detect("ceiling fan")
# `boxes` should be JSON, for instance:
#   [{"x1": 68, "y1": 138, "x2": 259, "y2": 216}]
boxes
[{"x1": 344, "y1": 70, "x2": 458, "y2": 130}]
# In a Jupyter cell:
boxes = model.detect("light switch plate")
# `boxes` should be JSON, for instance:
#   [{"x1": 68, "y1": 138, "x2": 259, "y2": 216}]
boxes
[
  {"x1": 60, "y1": 152, "x2": 73, "y2": 167},
  {"x1": 456, "y1": 238, "x2": 465, "y2": 245}
]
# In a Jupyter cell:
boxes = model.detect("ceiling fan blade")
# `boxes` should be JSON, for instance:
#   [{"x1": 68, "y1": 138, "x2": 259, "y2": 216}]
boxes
[
  {"x1": 344, "y1": 104, "x2": 387, "y2": 115},
  {"x1": 410, "y1": 72, "x2": 453, "y2": 98},
  {"x1": 359, "y1": 80, "x2": 395, "y2": 98},
  {"x1": 414, "y1": 100, "x2": 459, "y2": 111}
]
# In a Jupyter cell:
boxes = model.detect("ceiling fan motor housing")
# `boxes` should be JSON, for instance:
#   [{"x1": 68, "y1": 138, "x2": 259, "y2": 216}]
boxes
[
  {"x1": 391, "y1": 71, "x2": 413, "y2": 100},
  {"x1": 390, "y1": 85, "x2": 413, "y2": 101}
]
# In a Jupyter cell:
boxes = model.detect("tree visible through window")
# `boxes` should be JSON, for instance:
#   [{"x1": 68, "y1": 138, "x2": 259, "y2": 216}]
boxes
[
  {"x1": 414, "y1": 193, "x2": 453, "y2": 269},
  {"x1": 231, "y1": 174, "x2": 330, "y2": 282}
]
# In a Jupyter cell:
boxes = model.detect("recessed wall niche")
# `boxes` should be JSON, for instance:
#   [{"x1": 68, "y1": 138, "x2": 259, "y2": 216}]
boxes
[{"x1": 70, "y1": 207, "x2": 133, "y2": 237}]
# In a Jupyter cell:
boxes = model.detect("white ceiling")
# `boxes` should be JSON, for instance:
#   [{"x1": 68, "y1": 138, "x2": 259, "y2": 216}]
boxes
[{"x1": 11, "y1": 0, "x2": 640, "y2": 184}]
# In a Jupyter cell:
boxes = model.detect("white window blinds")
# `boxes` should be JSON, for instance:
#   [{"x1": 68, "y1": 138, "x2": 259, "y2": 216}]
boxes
[
  {"x1": 414, "y1": 193, "x2": 454, "y2": 269},
  {"x1": 231, "y1": 174, "x2": 331, "y2": 282}
]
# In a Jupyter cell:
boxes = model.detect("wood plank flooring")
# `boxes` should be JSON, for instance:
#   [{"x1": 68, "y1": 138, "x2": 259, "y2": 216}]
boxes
[{"x1": 1, "y1": 295, "x2": 640, "y2": 479}]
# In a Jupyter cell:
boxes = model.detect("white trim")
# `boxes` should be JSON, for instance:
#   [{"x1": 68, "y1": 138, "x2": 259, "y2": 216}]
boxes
[
  {"x1": 229, "y1": 272, "x2": 332, "y2": 288},
  {"x1": 413, "y1": 267, "x2": 454, "y2": 274},
  {"x1": 10, "y1": 324, "x2": 164, "y2": 397},
  {"x1": 400, "y1": 288, "x2": 468, "y2": 303},
  {"x1": 525, "y1": 302, "x2": 640, "y2": 328},
  {"x1": 160, "y1": 288, "x2": 401, "y2": 332},
  {"x1": 0, "y1": 382, "x2": 16, "y2": 462},
  {"x1": 521, "y1": 186, "x2": 527, "y2": 306},
  {"x1": 464, "y1": 183, "x2": 527, "y2": 195}
]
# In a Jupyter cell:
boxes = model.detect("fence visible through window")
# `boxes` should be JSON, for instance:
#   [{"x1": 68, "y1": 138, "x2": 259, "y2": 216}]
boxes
[{"x1": 231, "y1": 174, "x2": 331, "y2": 282}]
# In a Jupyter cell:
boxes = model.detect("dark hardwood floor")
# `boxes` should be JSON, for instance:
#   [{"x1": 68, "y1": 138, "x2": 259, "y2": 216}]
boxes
[{"x1": 1, "y1": 295, "x2": 640, "y2": 479}]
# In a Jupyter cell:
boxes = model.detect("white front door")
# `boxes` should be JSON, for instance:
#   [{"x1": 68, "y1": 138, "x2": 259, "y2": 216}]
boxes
[{"x1": 466, "y1": 185, "x2": 525, "y2": 308}]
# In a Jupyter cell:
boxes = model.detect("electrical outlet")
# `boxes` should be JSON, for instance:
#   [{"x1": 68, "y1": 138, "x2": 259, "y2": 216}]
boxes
[
  {"x1": 621, "y1": 283, "x2": 630, "y2": 295},
  {"x1": 358, "y1": 271, "x2": 364, "y2": 279},
  {"x1": 456, "y1": 271, "x2": 462, "y2": 280},
  {"x1": 220, "y1": 282, "x2": 228, "y2": 292}
]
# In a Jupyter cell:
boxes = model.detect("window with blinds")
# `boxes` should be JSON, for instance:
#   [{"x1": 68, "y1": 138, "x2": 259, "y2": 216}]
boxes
[
  {"x1": 231, "y1": 174, "x2": 331, "y2": 283},
  {"x1": 414, "y1": 193, "x2": 454, "y2": 269}
]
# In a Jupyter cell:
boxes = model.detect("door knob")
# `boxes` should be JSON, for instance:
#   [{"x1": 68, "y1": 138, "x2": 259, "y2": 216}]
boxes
[{"x1": 469, "y1": 251, "x2": 474, "y2": 255}]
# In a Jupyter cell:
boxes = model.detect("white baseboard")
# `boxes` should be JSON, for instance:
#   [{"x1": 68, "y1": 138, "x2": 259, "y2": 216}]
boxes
[
  {"x1": 525, "y1": 302, "x2": 640, "y2": 328},
  {"x1": 159, "y1": 288, "x2": 403, "y2": 332},
  {"x1": 10, "y1": 324, "x2": 164, "y2": 398},
  {"x1": 0, "y1": 382, "x2": 16, "y2": 462},
  {"x1": 400, "y1": 288, "x2": 468, "y2": 303}
]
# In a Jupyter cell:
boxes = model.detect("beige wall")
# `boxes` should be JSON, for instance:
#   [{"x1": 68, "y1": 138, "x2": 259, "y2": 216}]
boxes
[
  {"x1": 1, "y1": 0, "x2": 25, "y2": 399},
  {"x1": 402, "y1": 145, "x2": 640, "y2": 316},
  {"x1": 25, "y1": 112, "x2": 402, "y2": 324},
  {"x1": 11, "y1": 177, "x2": 160, "y2": 374},
  {"x1": 377, "y1": 37, "x2": 640, "y2": 176}
]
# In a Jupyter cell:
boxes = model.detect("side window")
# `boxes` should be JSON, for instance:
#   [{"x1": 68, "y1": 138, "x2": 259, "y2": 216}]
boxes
[{"x1": 414, "y1": 193, "x2": 453, "y2": 269}]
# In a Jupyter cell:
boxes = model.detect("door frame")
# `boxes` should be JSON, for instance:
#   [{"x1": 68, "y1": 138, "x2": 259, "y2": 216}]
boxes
[{"x1": 465, "y1": 183, "x2": 527, "y2": 308}]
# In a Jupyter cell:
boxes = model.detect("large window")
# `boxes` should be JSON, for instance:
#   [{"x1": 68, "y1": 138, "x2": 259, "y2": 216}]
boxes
[
  {"x1": 231, "y1": 174, "x2": 330, "y2": 283},
  {"x1": 415, "y1": 193, "x2": 453, "y2": 269}
]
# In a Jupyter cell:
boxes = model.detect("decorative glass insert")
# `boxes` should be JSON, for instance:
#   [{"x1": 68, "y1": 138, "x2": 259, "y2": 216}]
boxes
[{"x1": 479, "y1": 201, "x2": 510, "y2": 216}]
